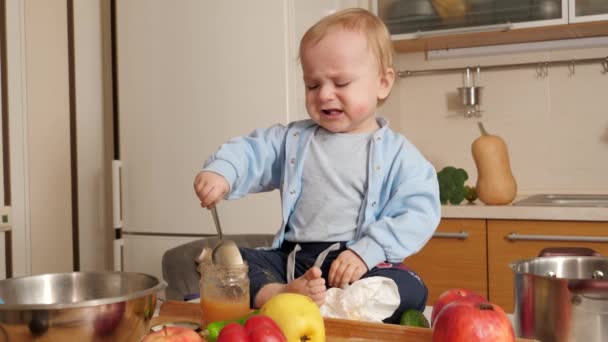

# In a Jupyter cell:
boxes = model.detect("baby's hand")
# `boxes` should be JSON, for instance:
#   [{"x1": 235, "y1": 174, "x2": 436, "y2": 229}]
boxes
[
  {"x1": 328, "y1": 250, "x2": 368, "y2": 288},
  {"x1": 193, "y1": 171, "x2": 229, "y2": 208}
]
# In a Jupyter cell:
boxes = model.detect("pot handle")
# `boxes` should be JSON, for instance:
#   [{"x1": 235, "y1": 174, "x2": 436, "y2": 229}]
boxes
[
  {"x1": 538, "y1": 247, "x2": 601, "y2": 257},
  {"x1": 568, "y1": 279, "x2": 608, "y2": 294}
]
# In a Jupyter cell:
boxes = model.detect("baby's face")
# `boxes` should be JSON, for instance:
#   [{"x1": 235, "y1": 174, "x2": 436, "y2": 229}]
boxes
[{"x1": 301, "y1": 29, "x2": 394, "y2": 134}]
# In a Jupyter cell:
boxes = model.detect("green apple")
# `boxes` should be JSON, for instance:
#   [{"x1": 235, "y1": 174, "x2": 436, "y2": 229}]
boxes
[{"x1": 260, "y1": 293, "x2": 325, "y2": 342}]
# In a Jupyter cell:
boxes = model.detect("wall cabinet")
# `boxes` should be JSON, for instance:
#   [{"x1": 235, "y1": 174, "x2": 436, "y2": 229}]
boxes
[
  {"x1": 373, "y1": 0, "x2": 608, "y2": 52},
  {"x1": 570, "y1": 0, "x2": 608, "y2": 23},
  {"x1": 404, "y1": 218, "x2": 488, "y2": 305},
  {"x1": 410, "y1": 218, "x2": 608, "y2": 311}
]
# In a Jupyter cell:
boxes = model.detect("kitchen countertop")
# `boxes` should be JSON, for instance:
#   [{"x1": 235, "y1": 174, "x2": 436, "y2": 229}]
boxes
[{"x1": 442, "y1": 197, "x2": 608, "y2": 221}]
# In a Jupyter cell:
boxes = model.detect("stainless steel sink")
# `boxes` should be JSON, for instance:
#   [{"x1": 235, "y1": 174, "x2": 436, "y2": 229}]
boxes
[{"x1": 513, "y1": 194, "x2": 608, "y2": 208}]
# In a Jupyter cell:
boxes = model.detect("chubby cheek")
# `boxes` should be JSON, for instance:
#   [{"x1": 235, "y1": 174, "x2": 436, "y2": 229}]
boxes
[
  {"x1": 305, "y1": 95, "x2": 321, "y2": 114},
  {"x1": 340, "y1": 89, "x2": 375, "y2": 118},
  {"x1": 347, "y1": 101, "x2": 373, "y2": 120},
  {"x1": 354, "y1": 103, "x2": 370, "y2": 116}
]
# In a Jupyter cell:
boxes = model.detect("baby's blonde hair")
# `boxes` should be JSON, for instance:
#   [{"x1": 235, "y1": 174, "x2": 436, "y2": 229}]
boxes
[{"x1": 299, "y1": 8, "x2": 394, "y2": 75}]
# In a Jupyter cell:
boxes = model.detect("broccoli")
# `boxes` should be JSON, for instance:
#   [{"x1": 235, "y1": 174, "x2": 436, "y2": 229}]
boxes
[{"x1": 437, "y1": 166, "x2": 469, "y2": 205}]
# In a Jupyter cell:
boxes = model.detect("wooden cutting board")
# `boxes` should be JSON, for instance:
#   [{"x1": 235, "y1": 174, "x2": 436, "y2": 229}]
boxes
[{"x1": 153, "y1": 301, "x2": 536, "y2": 342}]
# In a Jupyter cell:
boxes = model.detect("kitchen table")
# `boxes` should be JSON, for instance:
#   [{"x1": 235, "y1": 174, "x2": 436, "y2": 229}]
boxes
[{"x1": 151, "y1": 300, "x2": 537, "y2": 341}]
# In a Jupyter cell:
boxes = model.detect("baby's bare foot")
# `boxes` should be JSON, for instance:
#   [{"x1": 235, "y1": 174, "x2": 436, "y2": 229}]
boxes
[
  {"x1": 285, "y1": 267, "x2": 326, "y2": 306},
  {"x1": 253, "y1": 267, "x2": 326, "y2": 308}
]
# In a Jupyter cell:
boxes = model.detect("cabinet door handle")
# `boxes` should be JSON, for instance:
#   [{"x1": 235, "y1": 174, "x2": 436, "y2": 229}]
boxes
[
  {"x1": 507, "y1": 233, "x2": 608, "y2": 243},
  {"x1": 112, "y1": 160, "x2": 123, "y2": 229},
  {"x1": 433, "y1": 231, "x2": 469, "y2": 240},
  {"x1": 412, "y1": 23, "x2": 513, "y2": 39}
]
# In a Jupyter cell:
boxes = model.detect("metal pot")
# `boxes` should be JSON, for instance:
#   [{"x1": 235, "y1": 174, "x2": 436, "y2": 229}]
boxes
[
  {"x1": 0, "y1": 271, "x2": 166, "y2": 341},
  {"x1": 511, "y1": 248, "x2": 608, "y2": 342}
]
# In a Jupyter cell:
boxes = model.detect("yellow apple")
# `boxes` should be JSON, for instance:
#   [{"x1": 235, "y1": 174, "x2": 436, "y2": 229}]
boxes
[{"x1": 260, "y1": 293, "x2": 325, "y2": 342}]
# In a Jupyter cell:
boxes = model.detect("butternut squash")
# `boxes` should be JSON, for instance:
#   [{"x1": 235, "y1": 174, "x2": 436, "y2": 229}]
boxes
[{"x1": 472, "y1": 122, "x2": 517, "y2": 205}]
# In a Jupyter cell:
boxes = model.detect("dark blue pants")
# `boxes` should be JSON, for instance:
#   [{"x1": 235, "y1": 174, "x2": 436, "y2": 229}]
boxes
[{"x1": 239, "y1": 241, "x2": 427, "y2": 324}]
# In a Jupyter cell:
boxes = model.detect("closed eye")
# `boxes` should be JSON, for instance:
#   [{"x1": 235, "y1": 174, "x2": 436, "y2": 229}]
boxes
[
  {"x1": 306, "y1": 84, "x2": 318, "y2": 90},
  {"x1": 335, "y1": 81, "x2": 351, "y2": 88}
]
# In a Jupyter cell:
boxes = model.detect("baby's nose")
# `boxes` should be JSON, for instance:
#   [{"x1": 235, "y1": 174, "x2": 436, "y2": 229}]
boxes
[{"x1": 318, "y1": 84, "x2": 336, "y2": 101}]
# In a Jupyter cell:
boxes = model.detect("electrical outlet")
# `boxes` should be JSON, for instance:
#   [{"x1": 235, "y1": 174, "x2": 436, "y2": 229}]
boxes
[{"x1": 0, "y1": 206, "x2": 12, "y2": 230}]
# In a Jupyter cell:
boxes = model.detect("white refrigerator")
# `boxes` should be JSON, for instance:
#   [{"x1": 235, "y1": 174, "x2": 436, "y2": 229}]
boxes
[
  {"x1": 112, "y1": 0, "x2": 366, "y2": 284},
  {"x1": 112, "y1": 1, "x2": 291, "y2": 283}
]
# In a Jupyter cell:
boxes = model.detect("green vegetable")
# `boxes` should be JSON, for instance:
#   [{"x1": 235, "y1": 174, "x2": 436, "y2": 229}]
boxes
[
  {"x1": 204, "y1": 310, "x2": 260, "y2": 342},
  {"x1": 399, "y1": 309, "x2": 430, "y2": 328},
  {"x1": 465, "y1": 185, "x2": 477, "y2": 203},
  {"x1": 437, "y1": 166, "x2": 469, "y2": 205}
]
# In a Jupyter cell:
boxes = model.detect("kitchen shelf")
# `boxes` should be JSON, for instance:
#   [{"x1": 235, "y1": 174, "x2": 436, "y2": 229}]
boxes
[{"x1": 393, "y1": 20, "x2": 608, "y2": 52}]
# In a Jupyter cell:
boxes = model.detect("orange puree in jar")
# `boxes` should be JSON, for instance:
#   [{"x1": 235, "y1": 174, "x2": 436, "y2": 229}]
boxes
[
  {"x1": 200, "y1": 296, "x2": 250, "y2": 327},
  {"x1": 198, "y1": 262, "x2": 250, "y2": 328}
]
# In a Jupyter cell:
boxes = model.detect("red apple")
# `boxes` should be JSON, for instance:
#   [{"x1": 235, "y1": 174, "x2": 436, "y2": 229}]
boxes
[
  {"x1": 141, "y1": 325, "x2": 204, "y2": 342},
  {"x1": 431, "y1": 288, "x2": 486, "y2": 325},
  {"x1": 432, "y1": 301, "x2": 515, "y2": 342}
]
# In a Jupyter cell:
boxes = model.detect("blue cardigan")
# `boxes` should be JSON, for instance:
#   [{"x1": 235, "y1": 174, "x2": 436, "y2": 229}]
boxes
[{"x1": 203, "y1": 117, "x2": 441, "y2": 269}]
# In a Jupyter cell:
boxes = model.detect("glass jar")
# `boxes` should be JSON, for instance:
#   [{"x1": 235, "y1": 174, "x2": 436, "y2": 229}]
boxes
[{"x1": 198, "y1": 262, "x2": 250, "y2": 328}]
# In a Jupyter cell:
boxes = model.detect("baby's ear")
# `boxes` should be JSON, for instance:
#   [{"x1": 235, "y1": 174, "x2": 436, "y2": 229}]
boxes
[{"x1": 377, "y1": 68, "x2": 395, "y2": 101}]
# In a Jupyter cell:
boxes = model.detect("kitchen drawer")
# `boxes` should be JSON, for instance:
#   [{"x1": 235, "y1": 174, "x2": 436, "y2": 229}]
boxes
[
  {"x1": 403, "y1": 218, "x2": 487, "y2": 305},
  {"x1": 487, "y1": 220, "x2": 608, "y2": 312}
]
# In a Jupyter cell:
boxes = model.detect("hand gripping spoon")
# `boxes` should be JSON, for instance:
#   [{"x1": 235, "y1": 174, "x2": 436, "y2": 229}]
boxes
[{"x1": 210, "y1": 205, "x2": 243, "y2": 265}]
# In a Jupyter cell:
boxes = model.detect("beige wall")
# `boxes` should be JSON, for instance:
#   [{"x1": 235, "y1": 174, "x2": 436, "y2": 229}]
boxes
[
  {"x1": 25, "y1": 0, "x2": 73, "y2": 273},
  {"x1": 383, "y1": 44, "x2": 608, "y2": 195}
]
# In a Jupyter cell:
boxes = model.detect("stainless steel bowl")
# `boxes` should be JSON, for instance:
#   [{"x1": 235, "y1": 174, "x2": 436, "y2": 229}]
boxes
[{"x1": 0, "y1": 272, "x2": 166, "y2": 341}]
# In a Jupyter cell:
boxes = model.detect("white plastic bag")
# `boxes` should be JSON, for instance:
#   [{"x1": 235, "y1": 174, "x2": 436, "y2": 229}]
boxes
[{"x1": 320, "y1": 276, "x2": 400, "y2": 322}]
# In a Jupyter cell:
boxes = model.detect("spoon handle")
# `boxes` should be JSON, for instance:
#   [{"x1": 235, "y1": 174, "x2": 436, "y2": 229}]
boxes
[{"x1": 211, "y1": 205, "x2": 223, "y2": 240}]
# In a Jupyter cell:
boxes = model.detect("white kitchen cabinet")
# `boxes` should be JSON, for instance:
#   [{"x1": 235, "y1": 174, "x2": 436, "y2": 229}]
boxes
[{"x1": 570, "y1": 0, "x2": 608, "y2": 23}]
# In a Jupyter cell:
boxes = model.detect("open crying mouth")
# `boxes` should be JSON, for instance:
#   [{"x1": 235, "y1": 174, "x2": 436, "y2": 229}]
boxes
[{"x1": 322, "y1": 109, "x2": 343, "y2": 116}]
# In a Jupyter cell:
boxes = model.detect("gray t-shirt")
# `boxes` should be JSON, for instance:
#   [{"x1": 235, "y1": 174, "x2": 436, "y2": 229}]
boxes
[{"x1": 285, "y1": 127, "x2": 372, "y2": 242}]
